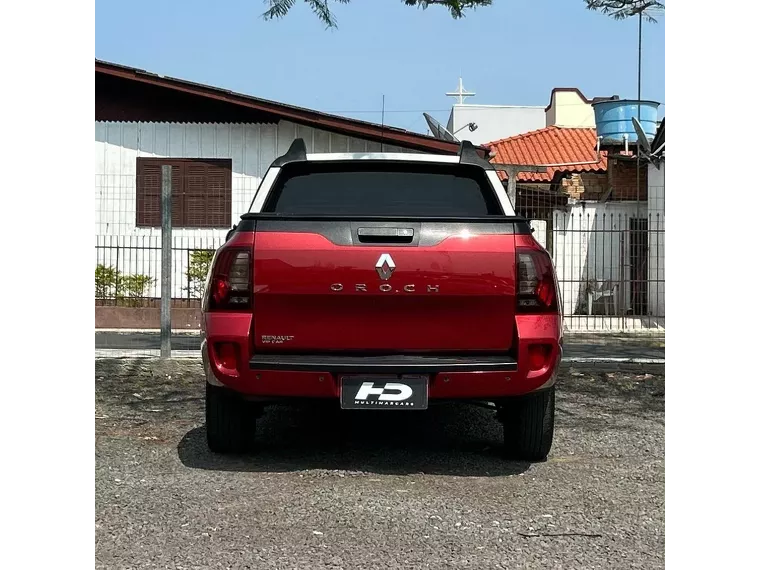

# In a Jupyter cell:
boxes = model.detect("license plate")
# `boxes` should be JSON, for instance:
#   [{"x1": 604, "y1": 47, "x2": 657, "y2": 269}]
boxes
[{"x1": 340, "y1": 375, "x2": 429, "y2": 410}]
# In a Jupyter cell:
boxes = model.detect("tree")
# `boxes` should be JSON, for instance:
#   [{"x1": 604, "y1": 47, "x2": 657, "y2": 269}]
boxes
[
  {"x1": 585, "y1": 1, "x2": 664, "y2": 22},
  {"x1": 262, "y1": 0, "x2": 492, "y2": 28}
]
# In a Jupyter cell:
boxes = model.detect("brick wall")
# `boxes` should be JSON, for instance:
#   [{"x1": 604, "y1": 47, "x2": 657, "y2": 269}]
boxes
[
  {"x1": 559, "y1": 172, "x2": 608, "y2": 200},
  {"x1": 609, "y1": 159, "x2": 648, "y2": 201},
  {"x1": 558, "y1": 161, "x2": 647, "y2": 202}
]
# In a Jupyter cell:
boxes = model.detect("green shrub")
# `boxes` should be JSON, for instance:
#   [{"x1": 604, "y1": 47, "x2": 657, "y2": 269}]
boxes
[
  {"x1": 121, "y1": 274, "x2": 155, "y2": 307},
  {"x1": 95, "y1": 264, "x2": 121, "y2": 299},
  {"x1": 96, "y1": 264, "x2": 158, "y2": 306},
  {"x1": 186, "y1": 249, "x2": 215, "y2": 299}
]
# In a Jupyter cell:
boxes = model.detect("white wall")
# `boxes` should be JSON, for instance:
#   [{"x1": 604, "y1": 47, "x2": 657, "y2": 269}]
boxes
[
  {"x1": 648, "y1": 162, "x2": 665, "y2": 317},
  {"x1": 445, "y1": 105, "x2": 545, "y2": 145},
  {"x1": 529, "y1": 219, "x2": 547, "y2": 249},
  {"x1": 545, "y1": 91, "x2": 596, "y2": 128},
  {"x1": 94, "y1": 120, "x2": 414, "y2": 298},
  {"x1": 552, "y1": 202, "x2": 645, "y2": 317},
  {"x1": 95, "y1": 120, "x2": 412, "y2": 237}
]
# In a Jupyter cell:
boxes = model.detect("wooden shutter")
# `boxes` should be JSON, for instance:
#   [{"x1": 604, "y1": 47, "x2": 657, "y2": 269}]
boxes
[
  {"x1": 170, "y1": 164, "x2": 183, "y2": 227},
  {"x1": 136, "y1": 158, "x2": 231, "y2": 228},
  {"x1": 184, "y1": 162, "x2": 208, "y2": 228},
  {"x1": 182, "y1": 160, "x2": 231, "y2": 228},
  {"x1": 136, "y1": 160, "x2": 162, "y2": 227},
  {"x1": 136, "y1": 160, "x2": 182, "y2": 228},
  {"x1": 203, "y1": 161, "x2": 232, "y2": 228}
]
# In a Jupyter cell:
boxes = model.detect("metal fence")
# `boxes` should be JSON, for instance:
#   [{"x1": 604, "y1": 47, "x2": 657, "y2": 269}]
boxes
[
  {"x1": 95, "y1": 167, "x2": 230, "y2": 357},
  {"x1": 520, "y1": 185, "x2": 665, "y2": 336},
  {"x1": 95, "y1": 235, "x2": 223, "y2": 307},
  {"x1": 94, "y1": 169, "x2": 665, "y2": 357},
  {"x1": 550, "y1": 208, "x2": 663, "y2": 331}
]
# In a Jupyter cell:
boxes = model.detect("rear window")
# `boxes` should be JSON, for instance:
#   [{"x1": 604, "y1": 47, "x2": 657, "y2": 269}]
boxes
[{"x1": 262, "y1": 161, "x2": 503, "y2": 216}]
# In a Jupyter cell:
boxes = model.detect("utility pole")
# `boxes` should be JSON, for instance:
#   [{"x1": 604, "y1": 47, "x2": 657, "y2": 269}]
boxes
[
  {"x1": 636, "y1": 8, "x2": 643, "y2": 220},
  {"x1": 160, "y1": 165, "x2": 172, "y2": 359}
]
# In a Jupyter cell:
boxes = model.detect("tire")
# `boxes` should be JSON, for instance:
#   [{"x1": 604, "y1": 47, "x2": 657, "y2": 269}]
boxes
[
  {"x1": 206, "y1": 383, "x2": 256, "y2": 454},
  {"x1": 501, "y1": 386, "x2": 555, "y2": 461}
]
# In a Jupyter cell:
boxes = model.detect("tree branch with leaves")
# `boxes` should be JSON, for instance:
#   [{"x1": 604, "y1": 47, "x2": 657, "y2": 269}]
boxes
[
  {"x1": 262, "y1": 1, "x2": 664, "y2": 29},
  {"x1": 585, "y1": 1, "x2": 664, "y2": 23},
  {"x1": 262, "y1": 0, "x2": 493, "y2": 28}
]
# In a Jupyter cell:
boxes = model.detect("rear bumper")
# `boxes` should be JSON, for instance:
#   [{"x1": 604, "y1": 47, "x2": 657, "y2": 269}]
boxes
[
  {"x1": 202, "y1": 313, "x2": 562, "y2": 400},
  {"x1": 249, "y1": 353, "x2": 518, "y2": 374}
]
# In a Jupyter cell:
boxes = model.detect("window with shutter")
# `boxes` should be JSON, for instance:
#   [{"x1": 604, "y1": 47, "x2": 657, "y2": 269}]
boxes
[{"x1": 135, "y1": 158, "x2": 232, "y2": 228}]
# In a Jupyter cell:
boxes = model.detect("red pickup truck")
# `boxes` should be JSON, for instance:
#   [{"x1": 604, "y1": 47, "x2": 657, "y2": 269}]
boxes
[{"x1": 201, "y1": 139, "x2": 562, "y2": 460}]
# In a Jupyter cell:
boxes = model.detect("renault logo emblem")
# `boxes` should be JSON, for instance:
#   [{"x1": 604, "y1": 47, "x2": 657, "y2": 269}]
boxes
[{"x1": 375, "y1": 253, "x2": 395, "y2": 281}]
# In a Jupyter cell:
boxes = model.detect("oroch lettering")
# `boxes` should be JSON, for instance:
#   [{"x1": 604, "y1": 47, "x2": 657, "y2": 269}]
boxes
[{"x1": 330, "y1": 284, "x2": 439, "y2": 293}]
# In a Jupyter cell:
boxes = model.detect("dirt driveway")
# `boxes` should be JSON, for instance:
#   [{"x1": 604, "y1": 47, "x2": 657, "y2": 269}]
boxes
[{"x1": 95, "y1": 361, "x2": 664, "y2": 569}]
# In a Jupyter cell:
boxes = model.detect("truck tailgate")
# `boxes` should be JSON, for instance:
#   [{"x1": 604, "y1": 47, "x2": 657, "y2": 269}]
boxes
[{"x1": 252, "y1": 220, "x2": 516, "y2": 353}]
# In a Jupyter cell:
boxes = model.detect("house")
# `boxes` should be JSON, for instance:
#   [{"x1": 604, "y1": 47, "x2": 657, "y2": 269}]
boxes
[
  {"x1": 647, "y1": 119, "x2": 665, "y2": 320},
  {"x1": 544, "y1": 87, "x2": 614, "y2": 128},
  {"x1": 446, "y1": 103, "x2": 546, "y2": 146},
  {"x1": 437, "y1": 77, "x2": 544, "y2": 145},
  {"x1": 485, "y1": 124, "x2": 657, "y2": 329},
  {"x1": 360, "y1": 76, "x2": 660, "y2": 330},
  {"x1": 443, "y1": 86, "x2": 615, "y2": 146},
  {"x1": 95, "y1": 60, "x2": 467, "y2": 327}
]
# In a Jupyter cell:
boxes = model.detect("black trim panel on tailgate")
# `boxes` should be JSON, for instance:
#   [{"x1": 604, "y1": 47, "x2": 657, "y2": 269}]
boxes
[
  {"x1": 249, "y1": 354, "x2": 518, "y2": 373},
  {"x1": 233, "y1": 218, "x2": 533, "y2": 246}
]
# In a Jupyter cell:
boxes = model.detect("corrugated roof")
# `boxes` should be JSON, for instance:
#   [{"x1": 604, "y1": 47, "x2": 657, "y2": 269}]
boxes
[
  {"x1": 486, "y1": 126, "x2": 607, "y2": 182},
  {"x1": 652, "y1": 118, "x2": 665, "y2": 153},
  {"x1": 95, "y1": 59, "x2": 472, "y2": 155}
]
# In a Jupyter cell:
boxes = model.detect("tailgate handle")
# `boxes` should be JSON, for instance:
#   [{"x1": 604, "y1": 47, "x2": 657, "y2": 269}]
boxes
[{"x1": 357, "y1": 227, "x2": 415, "y2": 243}]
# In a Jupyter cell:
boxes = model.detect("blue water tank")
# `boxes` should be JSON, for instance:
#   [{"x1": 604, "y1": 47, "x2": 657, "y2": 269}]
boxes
[{"x1": 592, "y1": 99, "x2": 660, "y2": 145}]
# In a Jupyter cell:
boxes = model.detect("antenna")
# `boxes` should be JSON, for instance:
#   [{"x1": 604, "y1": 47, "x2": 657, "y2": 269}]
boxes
[
  {"x1": 380, "y1": 95, "x2": 385, "y2": 152},
  {"x1": 445, "y1": 77, "x2": 476, "y2": 105},
  {"x1": 423, "y1": 112, "x2": 459, "y2": 143}
]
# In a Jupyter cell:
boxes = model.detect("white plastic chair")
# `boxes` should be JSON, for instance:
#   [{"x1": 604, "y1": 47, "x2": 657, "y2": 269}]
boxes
[{"x1": 586, "y1": 279, "x2": 619, "y2": 316}]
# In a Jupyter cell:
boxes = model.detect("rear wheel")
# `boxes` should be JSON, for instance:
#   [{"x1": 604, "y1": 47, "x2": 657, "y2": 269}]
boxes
[
  {"x1": 206, "y1": 383, "x2": 257, "y2": 453},
  {"x1": 500, "y1": 386, "x2": 555, "y2": 461}
]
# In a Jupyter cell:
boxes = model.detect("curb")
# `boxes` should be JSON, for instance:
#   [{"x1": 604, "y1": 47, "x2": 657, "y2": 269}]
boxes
[
  {"x1": 561, "y1": 359, "x2": 664, "y2": 374},
  {"x1": 95, "y1": 329, "x2": 201, "y2": 335}
]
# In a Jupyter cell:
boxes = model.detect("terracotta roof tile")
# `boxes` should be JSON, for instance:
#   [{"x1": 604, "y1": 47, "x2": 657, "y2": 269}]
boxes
[{"x1": 485, "y1": 126, "x2": 607, "y2": 183}]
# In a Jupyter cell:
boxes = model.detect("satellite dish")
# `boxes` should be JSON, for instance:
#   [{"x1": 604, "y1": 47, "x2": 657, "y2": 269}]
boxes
[
  {"x1": 631, "y1": 117, "x2": 665, "y2": 170},
  {"x1": 423, "y1": 112, "x2": 460, "y2": 143},
  {"x1": 631, "y1": 117, "x2": 652, "y2": 155}
]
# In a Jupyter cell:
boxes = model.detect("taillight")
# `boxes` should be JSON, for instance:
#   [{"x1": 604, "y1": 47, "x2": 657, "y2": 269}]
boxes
[
  {"x1": 516, "y1": 247, "x2": 558, "y2": 313},
  {"x1": 207, "y1": 247, "x2": 252, "y2": 311}
]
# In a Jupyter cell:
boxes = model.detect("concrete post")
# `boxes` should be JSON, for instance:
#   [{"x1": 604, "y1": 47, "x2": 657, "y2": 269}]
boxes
[{"x1": 160, "y1": 166, "x2": 172, "y2": 358}]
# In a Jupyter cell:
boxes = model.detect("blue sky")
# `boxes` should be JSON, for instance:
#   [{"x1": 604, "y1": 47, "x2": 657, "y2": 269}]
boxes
[{"x1": 95, "y1": 0, "x2": 665, "y2": 134}]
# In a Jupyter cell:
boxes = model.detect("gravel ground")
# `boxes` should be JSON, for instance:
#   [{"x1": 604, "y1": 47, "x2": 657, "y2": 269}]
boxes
[{"x1": 95, "y1": 361, "x2": 664, "y2": 570}]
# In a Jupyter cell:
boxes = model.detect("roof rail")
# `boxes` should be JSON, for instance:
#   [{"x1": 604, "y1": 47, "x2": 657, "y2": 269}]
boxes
[
  {"x1": 458, "y1": 140, "x2": 494, "y2": 170},
  {"x1": 272, "y1": 138, "x2": 308, "y2": 167}
]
